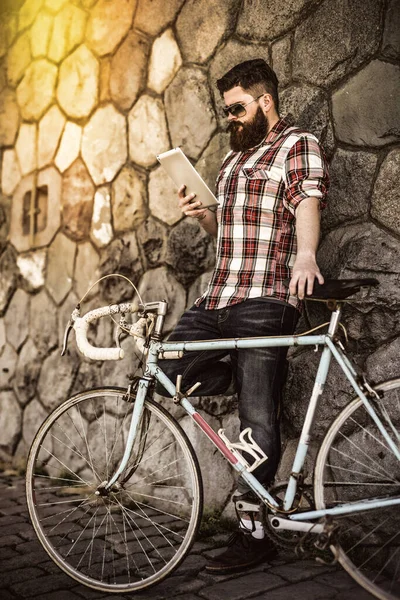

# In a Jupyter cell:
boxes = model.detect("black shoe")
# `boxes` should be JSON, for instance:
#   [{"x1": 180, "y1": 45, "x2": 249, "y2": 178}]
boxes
[{"x1": 205, "y1": 529, "x2": 277, "y2": 574}]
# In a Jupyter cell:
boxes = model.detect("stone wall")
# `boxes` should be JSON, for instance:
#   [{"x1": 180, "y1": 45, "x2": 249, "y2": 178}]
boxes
[{"x1": 0, "y1": 0, "x2": 399, "y2": 513}]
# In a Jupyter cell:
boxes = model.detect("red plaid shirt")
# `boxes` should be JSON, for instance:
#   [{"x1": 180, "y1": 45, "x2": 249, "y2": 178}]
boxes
[{"x1": 197, "y1": 116, "x2": 329, "y2": 311}]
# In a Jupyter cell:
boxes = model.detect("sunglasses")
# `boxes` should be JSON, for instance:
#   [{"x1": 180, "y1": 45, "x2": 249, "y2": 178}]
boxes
[{"x1": 222, "y1": 94, "x2": 265, "y2": 118}]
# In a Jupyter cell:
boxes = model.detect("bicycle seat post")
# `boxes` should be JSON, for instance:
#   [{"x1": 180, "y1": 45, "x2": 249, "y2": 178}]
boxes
[{"x1": 327, "y1": 302, "x2": 342, "y2": 337}]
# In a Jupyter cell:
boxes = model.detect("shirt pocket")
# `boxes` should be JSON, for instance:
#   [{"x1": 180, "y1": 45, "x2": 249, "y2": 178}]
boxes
[
  {"x1": 241, "y1": 167, "x2": 281, "y2": 212},
  {"x1": 242, "y1": 167, "x2": 271, "y2": 181}
]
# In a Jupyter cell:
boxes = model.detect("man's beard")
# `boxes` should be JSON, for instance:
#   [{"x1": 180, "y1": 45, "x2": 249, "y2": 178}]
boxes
[{"x1": 228, "y1": 106, "x2": 269, "y2": 152}]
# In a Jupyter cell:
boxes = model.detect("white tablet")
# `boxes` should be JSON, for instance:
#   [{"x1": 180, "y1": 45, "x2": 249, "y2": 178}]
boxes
[{"x1": 156, "y1": 148, "x2": 219, "y2": 209}]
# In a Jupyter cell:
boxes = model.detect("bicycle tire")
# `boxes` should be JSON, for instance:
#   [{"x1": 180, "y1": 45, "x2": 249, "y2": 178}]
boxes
[
  {"x1": 314, "y1": 378, "x2": 400, "y2": 600},
  {"x1": 26, "y1": 387, "x2": 203, "y2": 593}
]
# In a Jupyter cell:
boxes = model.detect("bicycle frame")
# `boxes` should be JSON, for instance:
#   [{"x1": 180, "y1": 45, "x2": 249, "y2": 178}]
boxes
[{"x1": 106, "y1": 305, "x2": 400, "y2": 528}]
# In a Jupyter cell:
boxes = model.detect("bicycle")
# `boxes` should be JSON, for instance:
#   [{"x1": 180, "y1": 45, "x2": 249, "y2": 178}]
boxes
[{"x1": 25, "y1": 277, "x2": 400, "y2": 598}]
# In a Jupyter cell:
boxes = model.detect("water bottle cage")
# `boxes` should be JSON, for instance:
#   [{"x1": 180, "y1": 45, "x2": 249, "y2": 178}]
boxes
[{"x1": 218, "y1": 427, "x2": 268, "y2": 473}]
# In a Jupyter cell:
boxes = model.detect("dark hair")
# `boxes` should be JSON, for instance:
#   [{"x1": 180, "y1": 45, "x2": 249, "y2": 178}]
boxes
[{"x1": 216, "y1": 59, "x2": 279, "y2": 112}]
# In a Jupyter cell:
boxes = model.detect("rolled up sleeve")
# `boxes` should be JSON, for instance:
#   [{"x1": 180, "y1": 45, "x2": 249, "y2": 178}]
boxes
[{"x1": 283, "y1": 135, "x2": 329, "y2": 215}]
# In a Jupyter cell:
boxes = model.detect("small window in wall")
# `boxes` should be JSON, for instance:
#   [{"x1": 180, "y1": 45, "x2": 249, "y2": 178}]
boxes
[
  {"x1": 10, "y1": 168, "x2": 61, "y2": 253},
  {"x1": 22, "y1": 185, "x2": 49, "y2": 242}
]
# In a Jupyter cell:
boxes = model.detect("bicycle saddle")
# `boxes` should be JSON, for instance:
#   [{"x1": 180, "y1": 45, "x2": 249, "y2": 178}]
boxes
[{"x1": 307, "y1": 278, "x2": 379, "y2": 300}]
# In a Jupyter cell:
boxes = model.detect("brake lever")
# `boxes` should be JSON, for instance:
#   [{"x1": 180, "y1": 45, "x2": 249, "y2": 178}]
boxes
[{"x1": 61, "y1": 320, "x2": 73, "y2": 356}]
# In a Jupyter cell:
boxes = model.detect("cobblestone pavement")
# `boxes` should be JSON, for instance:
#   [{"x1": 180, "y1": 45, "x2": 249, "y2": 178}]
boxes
[{"x1": 0, "y1": 472, "x2": 376, "y2": 600}]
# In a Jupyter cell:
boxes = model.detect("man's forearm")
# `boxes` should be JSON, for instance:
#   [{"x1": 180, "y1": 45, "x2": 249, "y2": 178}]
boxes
[
  {"x1": 295, "y1": 197, "x2": 321, "y2": 258},
  {"x1": 289, "y1": 196, "x2": 324, "y2": 299},
  {"x1": 197, "y1": 210, "x2": 218, "y2": 237}
]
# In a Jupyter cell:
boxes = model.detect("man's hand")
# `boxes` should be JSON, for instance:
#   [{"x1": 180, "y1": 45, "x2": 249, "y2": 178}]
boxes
[
  {"x1": 289, "y1": 253, "x2": 324, "y2": 300},
  {"x1": 177, "y1": 185, "x2": 218, "y2": 237},
  {"x1": 178, "y1": 185, "x2": 208, "y2": 220}
]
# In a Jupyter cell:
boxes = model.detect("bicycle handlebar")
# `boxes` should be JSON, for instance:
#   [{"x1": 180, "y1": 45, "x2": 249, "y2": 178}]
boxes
[{"x1": 73, "y1": 303, "x2": 135, "y2": 361}]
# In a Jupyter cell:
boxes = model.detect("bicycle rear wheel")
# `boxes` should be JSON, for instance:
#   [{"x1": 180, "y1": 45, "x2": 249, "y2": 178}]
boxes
[
  {"x1": 314, "y1": 379, "x2": 400, "y2": 600},
  {"x1": 26, "y1": 387, "x2": 203, "y2": 593}
]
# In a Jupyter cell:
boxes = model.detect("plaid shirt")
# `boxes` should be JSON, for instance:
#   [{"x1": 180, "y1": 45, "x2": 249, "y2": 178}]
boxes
[{"x1": 197, "y1": 116, "x2": 329, "y2": 311}]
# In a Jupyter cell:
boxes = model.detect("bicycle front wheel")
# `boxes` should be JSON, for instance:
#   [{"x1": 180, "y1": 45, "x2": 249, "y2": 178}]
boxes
[
  {"x1": 314, "y1": 379, "x2": 400, "y2": 600},
  {"x1": 26, "y1": 387, "x2": 203, "y2": 593}
]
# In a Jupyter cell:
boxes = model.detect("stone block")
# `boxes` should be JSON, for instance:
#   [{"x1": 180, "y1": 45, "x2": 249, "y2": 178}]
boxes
[
  {"x1": 128, "y1": 95, "x2": 170, "y2": 168},
  {"x1": 148, "y1": 166, "x2": 182, "y2": 226},
  {"x1": 112, "y1": 165, "x2": 147, "y2": 233},
  {"x1": 237, "y1": 0, "x2": 319, "y2": 41},
  {"x1": 71, "y1": 361, "x2": 102, "y2": 396},
  {"x1": 86, "y1": 0, "x2": 136, "y2": 57},
  {"x1": 165, "y1": 67, "x2": 216, "y2": 160},
  {"x1": 46, "y1": 233, "x2": 76, "y2": 305},
  {"x1": 55, "y1": 122, "x2": 82, "y2": 173},
  {"x1": 17, "y1": 58, "x2": 57, "y2": 121},
  {"x1": 29, "y1": 290, "x2": 58, "y2": 356},
  {"x1": 365, "y1": 336, "x2": 400, "y2": 383},
  {"x1": 148, "y1": 29, "x2": 182, "y2": 94},
  {"x1": 15, "y1": 123, "x2": 37, "y2": 176},
  {"x1": 17, "y1": 250, "x2": 46, "y2": 292},
  {"x1": 1, "y1": 149, "x2": 21, "y2": 196},
  {"x1": 20, "y1": 398, "x2": 49, "y2": 458},
  {"x1": 179, "y1": 413, "x2": 236, "y2": 509},
  {"x1": 382, "y1": 0, "x2": 400, "y2": 59},
  {"x1": 4, "y1": 288, "x2": 29, "y2": 351},
  {"x1": 7, "y1": 32, "x2": 31, "y2": 87},
  {"x1": 90, "y1": 186, "x2": 113, "y2": 249},
  {"x1": 99, "y1": 57, "x2": 111, "y2": 102},
  {"x1": 272, "y1": 35, "x2": 292, "y2": 89},
  {"x1": 48, "y1": 3, "x2": 87, "y2": 63},
  {"x1": 280, "y1": 84, "x2": 334, "y2": 158},
  {"x1": 371, "y1": 149, "x2": 400, "y2": 236},
  {"x1": 0, "y1": 89, "x2": 19, "y2": 147},
  {"x1": 0, "y1": 319, "x2": 5, "y2": 355},
  {"x1": 0, "y1": 391, "x2": 21, "y2": 454},
  {"x1": 176, "y1": 0, "x2": 240, "y2": 64},
  {"x1": 322, "y1": 149, "x2": 378, "y2": 231},
  {"x1": 166, "y1": 219, "x2": 215, "y2": 287},
  {"x1": 0, "y1": 343, "x2": 18, "y2": 389},
  {"x1": 196, "y1": 132, "x2": 231, "y2": 192},
  {"x1": 13, "y1": 337, "x2": 41, "y2": 406},
  {"x1": 38, "y1": 105, "x2": 66, "y2": 168},
  {"x1": 0, "y1": 13, "x2": 18, "y2": 59},
  {"x1": 38, "y1": 347, "x2": 79, "y2": 411},
  {"x1": 332, "y1": 60, "x2": 400, "y2": 147},
  {"x1": 136, "y1": 217, "x2": 168, "y2": 269},
  {"x1": 61, "y1": 158, "x2": 94, "y2": 242},
  {"x1": 110, "y1": 30, "x2": 150, "y2": 111},
  {"x1": 74, "y1": 242, "x2": 100, "y2": 301},
  {"x1": 134, "y1": 0, "x2": 185, "y2": 36},
  {"x1": 30, "y1": 11, "x2": 52, "y2": 58},
  {"x1": 9, "y1": 167, "x2": 62, "y2": 252},
  {"x1": 209, "y1": 40, "x2": 270, "y2": 126},
  {"x1": 137, "y1": 266, "x2": 186, "y2": 333},
  {"x1": 284, "y1": 348, "x2": 354, "y2": 438},
  {"x1": 0, "y1": 63, "x2": 6, "y2": 94},
  {"x1": 98, "y1": 232, "x2": 143, "y2": 303},
  {"x1": 57, "y1": 45, "x2": 99, "y2": 119},
  {"x1": 18, "y1": 0, "x2": 43, "y2": 31},
  {"x1": 0, "y1": 245, "x2": 17, "y2": 316},
  {"x1": 82, "y1": 104, "x2": 127, "y2": 185},
  {"x1": 44, "y1": 0, "x2": 68, "y2": 10},
  {"x1": 293, "y1": 0, "x2": 383, "y2": 87},
  {"x1": 317, "y1": 222, "x2": 400, "y2": 348}
]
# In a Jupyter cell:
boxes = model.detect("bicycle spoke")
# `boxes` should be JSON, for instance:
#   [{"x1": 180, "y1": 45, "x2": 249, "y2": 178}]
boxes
[{"x1": 27, "y1": 389, "x2": 202, "y2": 593}]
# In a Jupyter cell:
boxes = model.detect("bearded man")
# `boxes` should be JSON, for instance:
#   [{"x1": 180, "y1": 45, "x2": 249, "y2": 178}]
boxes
[{"x1": 159, "y1": 58, "x2": 329, "y2": 573}]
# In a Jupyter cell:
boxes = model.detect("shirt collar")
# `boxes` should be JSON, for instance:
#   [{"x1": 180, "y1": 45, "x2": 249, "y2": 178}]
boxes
[{"x1": 264, "y1": 114, "x2": 294, "y2": 144}]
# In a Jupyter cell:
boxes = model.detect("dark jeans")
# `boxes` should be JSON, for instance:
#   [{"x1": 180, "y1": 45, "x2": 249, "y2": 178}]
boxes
[{"x1": 157, "y1": 298, "x2": 299, "y2": 491}]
